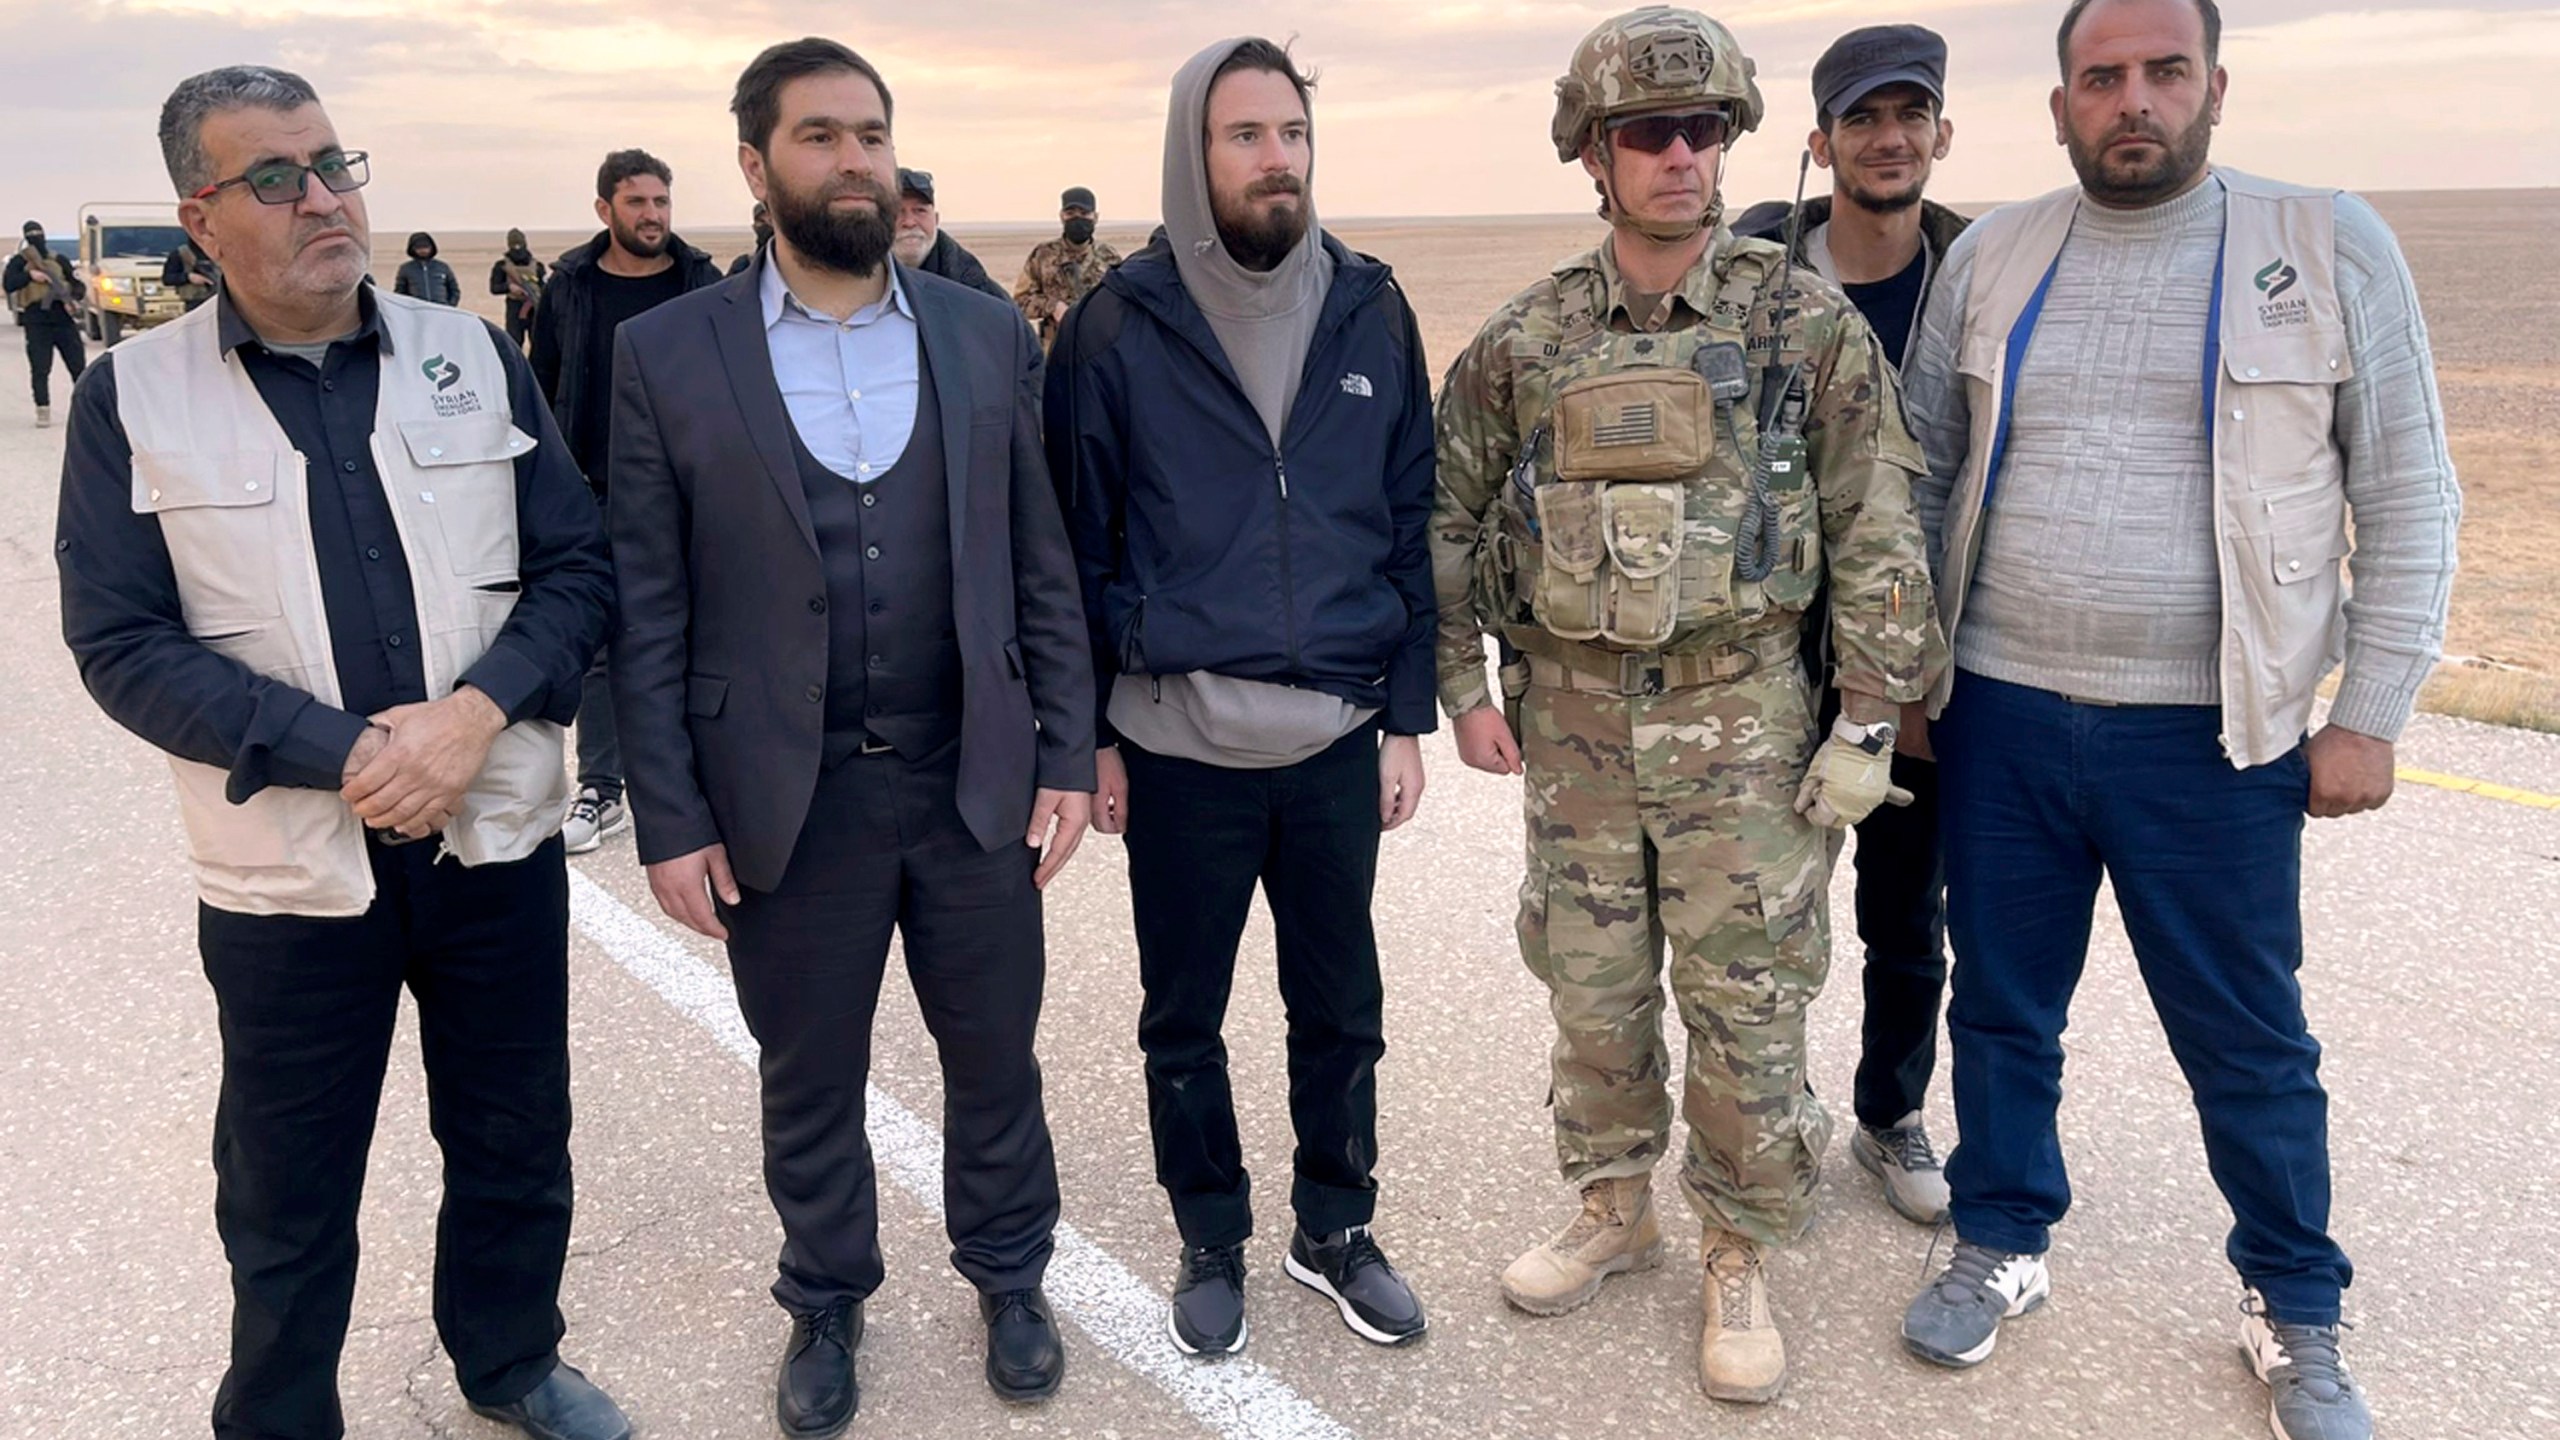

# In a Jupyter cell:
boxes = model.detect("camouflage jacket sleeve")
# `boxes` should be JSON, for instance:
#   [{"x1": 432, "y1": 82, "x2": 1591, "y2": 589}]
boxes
[
  {"x1": 1429, "y1": 308, "x2": 1523, "y2": 717},
  {"x1": 1800, "y1": 292, "x2": 1948, "y2": 705},
  {"x1": 1012, "y1": 243, "x2": 1055, "y2": 329}
]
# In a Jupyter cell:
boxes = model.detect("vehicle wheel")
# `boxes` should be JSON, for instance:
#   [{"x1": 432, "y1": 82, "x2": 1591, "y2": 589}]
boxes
[{"x1": 102, "y1": 312, "x2": 123, "y2": 346}]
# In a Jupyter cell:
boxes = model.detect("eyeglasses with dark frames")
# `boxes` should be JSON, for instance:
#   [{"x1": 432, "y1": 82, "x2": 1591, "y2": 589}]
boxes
[{"x1": 193, "y1": 151, "x2": 371, "y2": 205}]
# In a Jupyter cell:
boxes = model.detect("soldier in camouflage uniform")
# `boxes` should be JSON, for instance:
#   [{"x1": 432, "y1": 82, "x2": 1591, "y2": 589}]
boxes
[
  {"x1": 1431, "y1": 6, "x2": 1946, "y2": 1403},
  {"x1": 1013, "y1": 185, "x2": 1122, "y2": 350}
]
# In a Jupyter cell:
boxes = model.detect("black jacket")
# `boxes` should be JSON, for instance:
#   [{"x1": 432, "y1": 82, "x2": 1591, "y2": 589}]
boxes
[
  {"x1": 531, "y1": 230, "x2": 723, "y2": 461},
  {"x1": 394, "y1": 257, "x2": 461, "y2": 306},
  {"x1": 1044, "y1": 232, "x2": 1438, "y2": 739},
  {"x1": 608, "y1": 257, "x2": 1095, "y2": 889},
  {"x1": 915, "y1": 232, "x2": 1009, "y2": 302}
]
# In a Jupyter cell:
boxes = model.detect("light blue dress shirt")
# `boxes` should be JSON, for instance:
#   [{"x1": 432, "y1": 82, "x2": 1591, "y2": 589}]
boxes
[{"x1": 760, "y1": 256, "x2": 920, "y2": 483}]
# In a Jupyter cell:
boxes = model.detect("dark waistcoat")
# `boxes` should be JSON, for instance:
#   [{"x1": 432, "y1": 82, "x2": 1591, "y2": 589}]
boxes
[{"x1": 793, "y1": 359, "x2": 961, "y2": 769}]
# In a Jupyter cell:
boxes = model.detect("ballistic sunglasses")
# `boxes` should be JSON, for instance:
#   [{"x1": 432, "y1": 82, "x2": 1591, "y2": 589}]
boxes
[{"x1": 1607, "y1": 112, "x2": 1733, "y2": 155}]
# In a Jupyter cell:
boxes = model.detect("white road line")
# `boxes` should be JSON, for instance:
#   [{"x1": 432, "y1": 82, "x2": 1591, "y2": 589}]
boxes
[{"x1": 565, "y1": 868, "x2": 1357, "y2": 1440}]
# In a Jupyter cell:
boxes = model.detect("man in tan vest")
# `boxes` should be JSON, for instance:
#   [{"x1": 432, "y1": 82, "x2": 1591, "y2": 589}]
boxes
[
  {"x1": 1892, "y1": 4, "x2": 2457, "y2": 1439},
  {"x1": 53, "y1": 66, "x2": 628, "y2": 1440}
]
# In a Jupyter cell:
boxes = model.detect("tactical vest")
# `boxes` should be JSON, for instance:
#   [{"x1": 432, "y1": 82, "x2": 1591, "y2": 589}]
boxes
[
  {"x1": 498, "y1": 257, "x2": 543, "y2": 312},
  {"x1": 1483, "y1": 238, "x2": 1822, "y2": 663},
  {"x1": 10, "y1": 246, "x2": 71, "y2": 314},
  {"x1": 112, "y1": 292, "x2": 569, "y2": 917}
]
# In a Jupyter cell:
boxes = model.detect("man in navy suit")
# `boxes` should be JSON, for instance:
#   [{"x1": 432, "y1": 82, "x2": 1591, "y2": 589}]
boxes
[{"x1": 607, "y1": 37, "x2": 1094, "y2": 1437}]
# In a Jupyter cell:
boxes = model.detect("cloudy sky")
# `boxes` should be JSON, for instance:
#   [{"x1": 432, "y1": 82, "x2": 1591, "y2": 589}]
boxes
[{"x1": 7, "y1": 0, "x2": 2557, "y2": 234}]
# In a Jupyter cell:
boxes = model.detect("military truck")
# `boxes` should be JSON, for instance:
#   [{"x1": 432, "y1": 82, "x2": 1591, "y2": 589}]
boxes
[{"x1": 78, "y1": 203, "x2": 191, "y2": 345}]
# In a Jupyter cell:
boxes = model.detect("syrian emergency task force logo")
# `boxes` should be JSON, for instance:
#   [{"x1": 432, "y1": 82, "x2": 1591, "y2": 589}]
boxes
[
  {"x1": 2252, "y1": 256, "x2": 2311, "y2": 329},
  {"x1": 421, "y1": 352, "x2": 485, "y2": 416}
]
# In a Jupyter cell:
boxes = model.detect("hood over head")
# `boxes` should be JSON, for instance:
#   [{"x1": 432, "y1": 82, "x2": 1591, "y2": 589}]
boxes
[
  {"x1": 406, "y1": 231, "x2": 438, "y2": 259},
  {"x1": 1162, "y1": 37, "x2": 1328, "y2": 330}
]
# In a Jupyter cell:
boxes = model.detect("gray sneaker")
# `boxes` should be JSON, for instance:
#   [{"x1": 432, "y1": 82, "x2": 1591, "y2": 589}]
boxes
[
  {"x1": 1853, "y1": 1112, "x2": 1951, "y2": 1225},
  {"x1": 2240, "y1": 1290, "x2": 2370, "y2": 1440},
  {"x1": 1902, "y1": 1241, "x2": 2048, "y2": 1368},
  {"x1": 562, "y1": 788, "x2": 628, "y2": 854}
]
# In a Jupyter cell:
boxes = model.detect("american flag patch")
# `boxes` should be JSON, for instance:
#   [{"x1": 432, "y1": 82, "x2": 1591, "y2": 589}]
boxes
[{"x1": 1592, "y1": 403, "x2": 1659, "y2": 447}]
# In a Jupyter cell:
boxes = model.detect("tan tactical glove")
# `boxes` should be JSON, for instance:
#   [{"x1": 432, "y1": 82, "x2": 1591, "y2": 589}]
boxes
[{"x1": 1794, "y1": 716, "x2": 1914, "y2": 829}]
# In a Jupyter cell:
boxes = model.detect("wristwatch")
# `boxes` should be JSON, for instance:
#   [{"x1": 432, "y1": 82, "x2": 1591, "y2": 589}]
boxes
[{"x1": 1840, "y1": 717, "x2": 1898, "y2": 756}]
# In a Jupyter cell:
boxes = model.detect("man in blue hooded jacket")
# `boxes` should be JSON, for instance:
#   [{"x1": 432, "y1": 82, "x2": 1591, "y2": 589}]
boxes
[{"x1": 1044, "y1": 35, "x2": 1437, "y2": 1361}]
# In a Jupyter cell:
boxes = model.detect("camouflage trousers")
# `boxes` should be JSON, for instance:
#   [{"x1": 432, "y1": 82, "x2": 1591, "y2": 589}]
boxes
[{"x1": 1516, "y1": 664, "x2": 1834, "y2": 1247}]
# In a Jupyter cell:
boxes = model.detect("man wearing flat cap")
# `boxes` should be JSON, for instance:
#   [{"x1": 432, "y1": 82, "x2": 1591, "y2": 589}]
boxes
[
  {"x1": 1013, "y1": 185, "x2": 1120, "y2": 350},
  {"x1": 1732, "y1": 21, "x2": 1968, "y2": 1234},
  {"x1": 893, "y1": 168, "x2": 1010, "y2": 301}
]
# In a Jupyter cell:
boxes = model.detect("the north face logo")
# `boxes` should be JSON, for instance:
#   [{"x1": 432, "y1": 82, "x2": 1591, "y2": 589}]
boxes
[
  {"x1": 422, "y1": 353, "x2": 462, "y2": 392},
  {"x1": 1338, "y1": 372, "x2": 1373, "y2": 398},
  {"x1": 2253, "y1": 258, "x2": 2299, "y2": 300}
]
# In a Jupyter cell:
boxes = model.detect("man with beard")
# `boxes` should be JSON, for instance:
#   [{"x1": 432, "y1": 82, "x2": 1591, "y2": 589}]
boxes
[
  {"x1": 489, "y1": 227, "x2": 546, "y2": 350},
  {"x1": 54, "y1": 64, "x2": 624, "y2": 1440},
  {"x1": 610, "y1": 36, "x2": 1093, "y2": 1432},
  {"x1": 1434, "y1": 8, "x2": 1943, "y2": 1402},
  {"x1": 1894, "y1": 4, "x2": 2456, "y2": 1436},
  {"x1": 6, "y1": 219, "x2": 85, "y2": 427},
  {"x1": 531, "y1": 147, "x2": 722, "y2": 856},
  {"x1": 1047, "y1": 36, "x2": 1437, "y2": 1359},
  {"x1": 892, "y1": 168, "x2": 1007, "y2": 300},
  {"x1": 1730, "y1": 23, "x2": 1967, "y2": 1231},
  {"x1": 729, "y1": 201, "x2": 772, "y2": 276},
  {"x1": 1012, "y1": 185, "x2": 1118, "y2": 350}
]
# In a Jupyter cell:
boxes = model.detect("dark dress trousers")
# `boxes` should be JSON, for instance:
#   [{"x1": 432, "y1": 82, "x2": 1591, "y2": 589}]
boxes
[
  {"x1": 55, "y1": 300, "x2": 613, "y2": 1440},
  {"x1": 607, "y1": 259, "x2": 1095, "y2": 1314}
]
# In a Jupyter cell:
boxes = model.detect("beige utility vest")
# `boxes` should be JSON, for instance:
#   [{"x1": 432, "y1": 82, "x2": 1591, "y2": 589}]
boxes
[
  {"x1": 112, "y1": 291, "x2": 569, "y2": 917},
  {"x1": 1930, "y1": 169, "x2": 2354, "y2": 769}
]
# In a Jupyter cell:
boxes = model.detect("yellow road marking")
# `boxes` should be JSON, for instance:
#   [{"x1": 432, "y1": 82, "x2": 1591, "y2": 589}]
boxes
[{"x1": 2397, "y1": 767, "x2": 2560, "y2": 810}]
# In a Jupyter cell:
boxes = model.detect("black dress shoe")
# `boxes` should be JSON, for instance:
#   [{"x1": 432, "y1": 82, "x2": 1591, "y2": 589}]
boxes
[
  {"x1": 979, "y1": 1287, "x2": 1065, "y2": 1402},
  {"x1": 467, "y1": 1361, "x2": 632, "y2": 1440},
  {"x1": 777, "y1": 1300, "x2": 863, "y2": 1439}
]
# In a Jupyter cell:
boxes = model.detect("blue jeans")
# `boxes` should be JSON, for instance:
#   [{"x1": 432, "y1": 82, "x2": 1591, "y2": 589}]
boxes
[{"x1": 1936, "y1": 670, "x2": 2351, "y2": 1325}]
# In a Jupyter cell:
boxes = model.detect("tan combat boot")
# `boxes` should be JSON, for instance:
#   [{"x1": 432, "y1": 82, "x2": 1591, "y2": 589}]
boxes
[
  {"x1": 1499, "y1": 1176, "x2": 1664, "y2": 1316},
  {"x1": 1698, "y1": 1229, "x2": 1786, "y2": 1403}
]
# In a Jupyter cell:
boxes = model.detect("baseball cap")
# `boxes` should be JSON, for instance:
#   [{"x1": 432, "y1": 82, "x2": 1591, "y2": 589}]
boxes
[
  {"x1": 1812, "y1": 24, "x2": 1947, "y2": 121},
  {"x1": 898, "y1": 168, "x2": 935, "y2": 204},
  {"x1": 1059, "y1": 186, "x2": 1096, "y2": 213}
]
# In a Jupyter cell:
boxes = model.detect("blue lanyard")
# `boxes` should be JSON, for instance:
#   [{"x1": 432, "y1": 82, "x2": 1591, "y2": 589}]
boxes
[{"x1": 1983, "y1": 204, "x2": 2230, "y2": 511}]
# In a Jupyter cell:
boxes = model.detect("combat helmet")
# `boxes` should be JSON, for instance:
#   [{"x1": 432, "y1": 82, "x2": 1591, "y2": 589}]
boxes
[{"x1": 1551, "y1": 6, "x2": 1764, "y2": 162}]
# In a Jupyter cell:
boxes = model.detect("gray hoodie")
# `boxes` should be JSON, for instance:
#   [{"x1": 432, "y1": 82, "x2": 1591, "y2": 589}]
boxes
[
  {"x1": 1161, "y1": 37, "x2": 1334, "y2": 445},
  {"x1": 1106, "y1": 39, "x2": 1369, "y2": 770}
]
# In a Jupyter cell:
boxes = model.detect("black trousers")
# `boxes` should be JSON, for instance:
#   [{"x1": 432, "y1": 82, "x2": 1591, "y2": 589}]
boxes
[
  {"x1": 25, "y1": 315, "x2": 85, "y2": 406},
  {"x1": 1119, "y1": 723, "x2": 1387, "y2": 1249},
  {"x1": 721, "y1": 739, "x2": 1059, "y2": 1314},
  {"x1": 1848, "y1": 751, "x2": 1949, "y2": 1128},
  {"x1": 505, "y1": 307, "x2": 533, "y2": 352},
  {"x1": 197, "y1": 836, "x2": 573, "y2": 1440}
]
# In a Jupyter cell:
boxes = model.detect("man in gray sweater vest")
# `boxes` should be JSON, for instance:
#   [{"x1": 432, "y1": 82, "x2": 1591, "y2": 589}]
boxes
[{"x1": 1892, "y1": 4, "x2": 2459, "y2": 1439}]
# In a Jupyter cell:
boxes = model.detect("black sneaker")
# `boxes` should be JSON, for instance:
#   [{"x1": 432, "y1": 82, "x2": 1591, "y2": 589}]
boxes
[
  {"x1": 1283, "y1": 1225, "x2": 1426, "y2": 1346},
  {"x1": 1168, "y1": 1242, "x2": 1249, "y2": 1356}
]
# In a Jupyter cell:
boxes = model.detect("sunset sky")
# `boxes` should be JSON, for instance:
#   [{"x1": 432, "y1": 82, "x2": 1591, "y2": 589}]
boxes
[{"x1": 7, "y1": 1, "x2": 2557, "y2": 234}]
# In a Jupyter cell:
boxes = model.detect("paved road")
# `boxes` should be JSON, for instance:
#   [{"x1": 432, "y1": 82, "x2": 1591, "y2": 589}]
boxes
[{"x1": 2, "y1": 338, "x2": 2553, "y2": 1440}]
